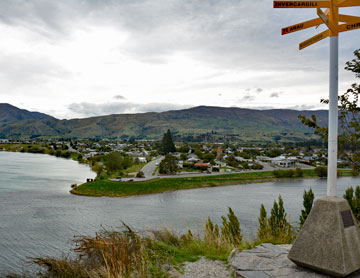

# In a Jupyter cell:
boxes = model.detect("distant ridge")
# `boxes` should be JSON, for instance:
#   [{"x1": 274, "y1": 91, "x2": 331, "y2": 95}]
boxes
[
  {"x1": 0, "y1": 104, "x2": 327, "y2": 141},
  {"x1": 0, "y1": 103, "x2": 56, "y2": 123}
]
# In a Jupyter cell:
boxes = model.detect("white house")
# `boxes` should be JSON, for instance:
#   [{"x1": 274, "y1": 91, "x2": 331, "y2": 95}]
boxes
[
  {"x1": 271, "y1": 156, "x2": 297, "y2": 168},
  {"x1": 138, "y1": 157, "x2": 147, "y2": 163},
  {"x1": 214, "y1": 160, "x2": 227, "y2": 167}
]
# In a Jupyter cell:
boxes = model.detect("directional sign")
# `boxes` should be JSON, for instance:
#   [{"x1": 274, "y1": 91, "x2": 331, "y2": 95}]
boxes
[
  {"x1": 339, "y1": 14, "x2": 360, "y2": 23},
  {"x1": 274, "y1": 0, "x2": 360, "y2": 259},
  {"x1": 273, "y1": 1, "x2": 331, "y2": 8},
  {"x1": 299, "y1": 29, "x2": 329, "y2": 50},
  {"x1": 317, "y1": 7, "x2": 337, "y2": 32},
  {"x1": 282, "y1": 18, "x2": 323, "y2": 34},
  {"x1": 337, "y1": 0, "x2": 360, "y2": 7},
  {"x1": 337, "y1": 21, "x2": 360, "y2": 32},
  {"x1": 275, "y1": 0, "x2": 359, "y2": 49}
]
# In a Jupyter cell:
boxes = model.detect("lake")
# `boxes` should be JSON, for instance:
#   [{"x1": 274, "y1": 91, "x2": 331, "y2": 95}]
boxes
[{"x1": 1, "y1": 151, "x2": 359, "y2": 274}]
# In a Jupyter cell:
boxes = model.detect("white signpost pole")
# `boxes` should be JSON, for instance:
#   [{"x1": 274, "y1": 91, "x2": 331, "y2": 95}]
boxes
[{"x1": 327, "y1": 35, "x2": 339, "y2": 197}]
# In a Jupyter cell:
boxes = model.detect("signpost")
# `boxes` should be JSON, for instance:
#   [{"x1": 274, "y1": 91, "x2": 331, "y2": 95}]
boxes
[
  {"x1": 274, "y1": 1, "x2": 360, "y2": 276},
  {"x1": 275, "y1": 0, "x2": 360, "y2": 197}
]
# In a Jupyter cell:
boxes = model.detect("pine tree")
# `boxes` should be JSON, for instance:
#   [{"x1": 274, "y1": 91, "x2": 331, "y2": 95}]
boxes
[{"x1": 161, "y1": 129, "x2": 176, "y2": 154}]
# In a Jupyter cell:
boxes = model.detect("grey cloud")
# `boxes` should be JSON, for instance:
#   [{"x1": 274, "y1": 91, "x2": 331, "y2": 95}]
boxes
[
  {"x1": 0, "y1": 1, "x2": 81, "y2": 38},
  {"x1": 249, "y1": 105, "x2": 322, "y2": 110},
  {"x1": 68, "y1": 101, "x2": 192, "y2": 118},
  {"x1": 113, "y1": 95, "x2": 126, "y2": 100},
  {"x1": 241, "y1": 95, "x2": 255, "y2": 102},
  {"x1": 0, "y1": 0, "x2": 330, "y2": 71},
  {"x1": 0, "y1": 53, "x2": 70, "y2": 86},
  {"x1": 270, "y1": 92, "x2": 280, "y2": 98},
  {"x1": 288, "y1": 104, "x2": 320, "y2": 110},
  {"x1": 256, "y1": 88, "x2": 263, "y2": 93}
]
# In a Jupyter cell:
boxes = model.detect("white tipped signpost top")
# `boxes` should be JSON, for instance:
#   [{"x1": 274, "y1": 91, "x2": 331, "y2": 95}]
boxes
[{"x1": 274, "y1": 0, "x2": 360, "y2": 197}]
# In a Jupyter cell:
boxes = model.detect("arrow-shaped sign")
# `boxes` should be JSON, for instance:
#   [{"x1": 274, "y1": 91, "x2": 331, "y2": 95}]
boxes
[
  {"x1": 337, "y1": 21, "x2": 360, "y2": 32},
  {"x1": 282, "y1": 18, "x2": 323, "y2": 34},
  {"x1": 337, "y1": 0, "x2": 360, "y2": 7},
  {"x1": 274, "y1": 1, "x2": 331, "y2": 8},
  {"x1": 299, "y1": 29, "x2": 330, "y2": 49},
  {"x1": 276, "y1": 0, "x2": 359, "y2": 49},
  {"x1": 339, "y1": 14, "x2": 360, "y2": 22}
]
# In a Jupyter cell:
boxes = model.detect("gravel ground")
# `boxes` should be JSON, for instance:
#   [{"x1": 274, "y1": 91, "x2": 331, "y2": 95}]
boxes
[{"x1": 169, "y1": 257, "x2": 233, "y2": 278}]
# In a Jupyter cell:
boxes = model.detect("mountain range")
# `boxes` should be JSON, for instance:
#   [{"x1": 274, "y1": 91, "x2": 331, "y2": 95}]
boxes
[{"x1": 0, "y1": 103, "x2": 328, "y2": 142}]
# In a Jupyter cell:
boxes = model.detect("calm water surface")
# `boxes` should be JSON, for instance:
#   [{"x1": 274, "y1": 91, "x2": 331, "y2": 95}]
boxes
[{"x1": 1, "y1": 151, "x2": 360, "y2": 274}]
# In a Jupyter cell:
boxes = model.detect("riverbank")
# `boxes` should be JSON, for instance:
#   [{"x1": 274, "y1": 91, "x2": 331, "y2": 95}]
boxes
[
  {"x1": 70, "y1": 169, "x2": 353, "y2": 197},
  {"x1": 0, "y1": 143, "x2": 83, "y2": 162}
]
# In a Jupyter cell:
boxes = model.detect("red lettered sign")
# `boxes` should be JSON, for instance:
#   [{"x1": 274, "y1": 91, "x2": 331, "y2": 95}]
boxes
[
  {"x1": 282, "y1": 18, "x2": 322, "y2": 35},
  {"x1": 274, "y1": 1, "x2": 330, "y2": 8}
]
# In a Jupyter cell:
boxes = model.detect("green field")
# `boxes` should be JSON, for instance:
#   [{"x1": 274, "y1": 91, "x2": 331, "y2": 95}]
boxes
[{"x1": 71, "y1": 169, "x2": 338, "y2": 197}]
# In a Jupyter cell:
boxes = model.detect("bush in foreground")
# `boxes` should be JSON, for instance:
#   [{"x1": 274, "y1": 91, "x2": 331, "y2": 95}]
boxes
[
  {"x1": 257, "y1": 195, "x2": 293, "y2": 244},
  {"x1": 299, "y1": 188, "x2": 314, "y2": 227},
  {"x1": 344, "y1": 186, "x2": 360, "y2": 221}
]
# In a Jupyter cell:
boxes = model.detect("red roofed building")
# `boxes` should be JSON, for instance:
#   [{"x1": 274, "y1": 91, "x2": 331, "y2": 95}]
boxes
[{"x1": 194, "y1": 162, "x2": 212, "y2": 173}]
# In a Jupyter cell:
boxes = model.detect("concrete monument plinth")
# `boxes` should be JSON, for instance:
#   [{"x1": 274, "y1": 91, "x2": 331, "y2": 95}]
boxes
[{"x1": 289, "y1": 196, "x2": 360, "y2": 277}]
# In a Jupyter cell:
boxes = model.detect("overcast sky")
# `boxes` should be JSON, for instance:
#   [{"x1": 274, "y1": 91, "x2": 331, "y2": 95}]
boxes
[{"x1": 0, "y1": 0, "x2": 359, "y2": 119}]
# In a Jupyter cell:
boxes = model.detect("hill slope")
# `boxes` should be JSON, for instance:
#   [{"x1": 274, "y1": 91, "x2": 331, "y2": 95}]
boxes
[
  {"x1": 0, "y1": 103, "x2": 56, "y2": 123},
  {"x1": 0, "y1": 105, "x2": 327, "y2": 141}
]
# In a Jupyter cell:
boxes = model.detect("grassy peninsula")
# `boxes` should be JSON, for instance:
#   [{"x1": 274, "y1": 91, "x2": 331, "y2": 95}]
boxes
[{"x1": 70, "y1": 169, "x2": 352, "y2": 197}]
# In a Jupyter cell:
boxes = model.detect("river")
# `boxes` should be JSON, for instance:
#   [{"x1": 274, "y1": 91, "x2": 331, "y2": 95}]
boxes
[{"x1": 0, "y1": 151, "x2": 359, "y2": 274}]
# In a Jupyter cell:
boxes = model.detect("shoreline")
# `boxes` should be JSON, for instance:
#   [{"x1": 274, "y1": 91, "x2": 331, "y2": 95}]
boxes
[
  {"x1": 70, "y1": 169, "x2": 353, "y2": 197},
  {"x1": 1, "y1": 148, "x2": 354, "y2": 198},
  {"x1": 70, "y1": 175, "x2": 320, "y2": 198}
]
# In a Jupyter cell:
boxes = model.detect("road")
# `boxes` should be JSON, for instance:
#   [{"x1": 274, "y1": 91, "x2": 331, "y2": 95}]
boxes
[
  {"x1": 115, "y1": 160, "x2": 314, "y2": 182},
  {"x1": 141, "y1": 156, "x2": 164, "y2": 178}
]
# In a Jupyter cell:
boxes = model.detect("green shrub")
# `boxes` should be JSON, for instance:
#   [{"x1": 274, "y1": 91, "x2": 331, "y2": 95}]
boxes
[
  {"x1": 299, "y1": 188, "x2": 314, "y2": 227},
  {"x1": 273, "y1": 169, "x2": 295, "y2": 178},
  {"x1": 221, "y1": 207, "x2": 242, "y2": 246},
  {"x1": 204, "y1": 217, "x2": 219, "y2": 244},
  {"x1": 295, "y1": 167, "x2": 303, "y2": 177},
  {"x1": 344, "y1": 186, "x2": 360, "y2": 221},
  {"x1": 159, "y1": 155, "x2": 178, "y2": 174},
  {"x1": 257, "y1": 204, "x2": 270, "y2": 240},
  {"x1": 136, "y1": 171, "x2": 145, "y2": 178},
  {"x1": 352, "y1": 165, "x2": 359, "y2": 176},
  {"x1": 257, "y1": 195, "x2": 293, "y2": 243},
  {"x1": 273, "y1": 169, "x2": 285, "y2": 178},
  {"x1": 103, "y1": 152, "x2": 133, "y2": 173},
  {"x1": 204, "y1": 207, "x2": 242, "y2": 248},
  {"x1": 315, "y1": 166, "x2": 327, "y2": 177},
  {"x1": 27, "y1": 146, "x2": 44, "y2": 154},
  {"x1": 284, "y1": 169, "x2": 294, "y2": 177},
  {"x1": 61, "y1": 151, "x2": 71, "y2": 158}
]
